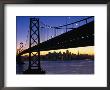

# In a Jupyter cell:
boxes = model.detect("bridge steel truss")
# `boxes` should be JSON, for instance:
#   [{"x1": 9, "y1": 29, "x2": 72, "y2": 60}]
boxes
[
  {"x1": 17, "y1": 42, "x2": 24, "y2": 55},
  {"x1": 23, "y1": 18, "x2": 45, "y2": 74},
  {"x1": 20, "y1": 21, "x2": 94, "y2": 54}
]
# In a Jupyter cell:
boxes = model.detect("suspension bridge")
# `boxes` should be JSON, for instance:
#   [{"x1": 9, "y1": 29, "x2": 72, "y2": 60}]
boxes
[{"x1": 16, "y1": 16, "x2": 94, "y2": 74}]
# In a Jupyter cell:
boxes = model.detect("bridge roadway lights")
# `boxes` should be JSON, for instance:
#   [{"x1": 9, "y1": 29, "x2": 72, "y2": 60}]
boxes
[{"x1": 23, "y1": 68, "x2": 46, "y2": 74}]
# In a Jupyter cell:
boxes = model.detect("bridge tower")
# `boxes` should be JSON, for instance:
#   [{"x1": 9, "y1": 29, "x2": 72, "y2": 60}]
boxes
[
  {"x1": 23, "y1": 18, "x2": 45, "y2": 74},
  {"x1": 16, "y1": 42, "x2": 24, "y2": 64},
  {"x1": 19, "y1": 42, "x2": 24, "y2": 53}
]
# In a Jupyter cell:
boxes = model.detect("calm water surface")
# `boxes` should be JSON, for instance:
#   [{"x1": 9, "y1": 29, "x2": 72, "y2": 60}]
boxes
[{"x1": 16, "y1": 60, "x2": 94, "y2": 74}]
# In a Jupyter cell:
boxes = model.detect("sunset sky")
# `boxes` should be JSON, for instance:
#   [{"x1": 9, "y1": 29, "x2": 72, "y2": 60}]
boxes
[
  {"x1": 16, "y1": 16, "x2": 94, "y2": 56},
  {"x1": 21, "y1": 46, "x2": 94, "y2": 56}
]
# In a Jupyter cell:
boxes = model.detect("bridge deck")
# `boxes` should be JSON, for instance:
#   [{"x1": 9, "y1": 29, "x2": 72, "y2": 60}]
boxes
[{"x1": 19, "y1": 21, "x2": 94, "y2": 55}]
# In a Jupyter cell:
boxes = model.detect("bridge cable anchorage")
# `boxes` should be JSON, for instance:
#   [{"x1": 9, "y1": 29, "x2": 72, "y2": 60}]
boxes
[{"x1": 23, "y1": 18, "x2": 45, "y2": 74}]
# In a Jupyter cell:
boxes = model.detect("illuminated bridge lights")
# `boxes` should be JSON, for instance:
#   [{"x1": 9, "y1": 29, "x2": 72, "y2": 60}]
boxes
[
  {"x1": 70, "y1": 40, "x2": 72, "y2": 42},
  {"x1": 81, "y1": 36, "x2": 84, "y2": 39},
  {"x1": 18, "y1": 19, "x2": 94, "y2": 58}
]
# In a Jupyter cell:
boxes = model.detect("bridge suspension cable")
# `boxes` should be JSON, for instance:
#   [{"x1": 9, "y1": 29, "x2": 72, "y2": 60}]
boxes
[{"x1": 20, "y1": 16, "x2": 94, "y2": 52}]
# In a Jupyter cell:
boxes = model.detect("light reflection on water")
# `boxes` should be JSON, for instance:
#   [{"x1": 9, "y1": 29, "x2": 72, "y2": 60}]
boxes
[{"x1": 16, "y1": 60, "x2": 94, "y2": 74}]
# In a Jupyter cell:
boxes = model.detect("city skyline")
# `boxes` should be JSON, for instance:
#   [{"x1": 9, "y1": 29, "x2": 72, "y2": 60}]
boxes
[
  {"x1": 21, "y1": 49, "x2": 94, "y2": 61},
  {"x1": 21, "y1": 46, "x2": 94, "y2": 56}
]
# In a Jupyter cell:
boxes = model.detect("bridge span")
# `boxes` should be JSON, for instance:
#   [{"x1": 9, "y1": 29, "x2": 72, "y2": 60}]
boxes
[{"x1": 19, "y1": 21, "x2": 94, "y2": 55}]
